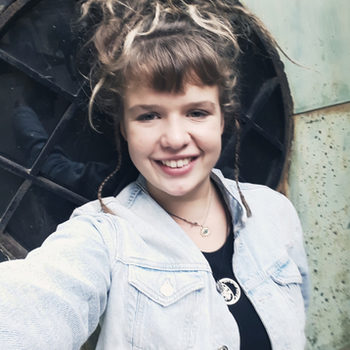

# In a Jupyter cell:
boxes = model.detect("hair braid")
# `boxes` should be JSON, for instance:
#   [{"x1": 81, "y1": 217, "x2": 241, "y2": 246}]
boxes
[
  {"x1": 97, "y1": 134, "x2": 122, "y2": 214},
  {"x1": 234, "y1": 118, "x2": 252, "y2": 217}
]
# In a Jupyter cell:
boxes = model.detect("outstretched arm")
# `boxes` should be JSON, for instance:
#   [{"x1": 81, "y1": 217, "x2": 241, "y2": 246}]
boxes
[{"x1": 0, "y1": 213, "x2": 117, "y2": 350}]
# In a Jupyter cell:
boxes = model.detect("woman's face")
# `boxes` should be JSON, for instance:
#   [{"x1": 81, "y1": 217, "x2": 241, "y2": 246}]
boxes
[{"x1": 122, "y1": 82, "x2": 224, "y2": 200}]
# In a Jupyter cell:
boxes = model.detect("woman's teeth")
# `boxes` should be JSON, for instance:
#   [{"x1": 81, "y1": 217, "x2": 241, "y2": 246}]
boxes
[{"x1": 161, "y1": 158, "x2": 191, "y2": 168}]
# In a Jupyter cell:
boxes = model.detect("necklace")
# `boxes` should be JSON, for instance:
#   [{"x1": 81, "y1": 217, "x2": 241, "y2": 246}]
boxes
[
  {"x1": 167, "y1": 185, "x2": 213, "y2": 237},
  {"x1": 204, "y1": 226, "x2": 242, "y2": 305}
]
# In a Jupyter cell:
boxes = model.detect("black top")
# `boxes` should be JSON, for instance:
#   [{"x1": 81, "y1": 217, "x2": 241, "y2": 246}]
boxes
[{"x1": 203, "y1": 229, "x2": 272, "y2": 350}]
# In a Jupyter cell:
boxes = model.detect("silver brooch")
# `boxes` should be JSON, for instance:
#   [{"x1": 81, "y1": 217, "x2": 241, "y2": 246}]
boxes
[{"x1": 216, "y1": 278, "x2": 241, "y2": 305}]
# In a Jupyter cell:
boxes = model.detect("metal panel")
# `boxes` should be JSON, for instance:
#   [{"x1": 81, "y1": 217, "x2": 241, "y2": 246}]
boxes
[
  {"x1": 242, "y1": 0, "x2": 350, "y2": 114},
  {"x1": 0, "y1": 0, "x2": 295, "y2": 258},
  {"x1": 288, "y1": 103, "x2": 350, "y2": 350}
]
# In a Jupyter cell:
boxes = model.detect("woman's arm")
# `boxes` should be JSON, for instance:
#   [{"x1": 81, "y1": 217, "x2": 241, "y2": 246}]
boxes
[
  {"x1": 284, "y1": 198, "x2": 311, "y2": 311},
  {"x1": 0, "y1": 213, "x2": 117, "y2": 350}
]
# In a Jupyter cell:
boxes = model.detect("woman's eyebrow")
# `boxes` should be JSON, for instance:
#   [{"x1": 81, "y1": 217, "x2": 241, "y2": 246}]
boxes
[
  {"x1": 126, "y1": 104, "x2": 162, "y2": 114},
  {"x1": 183, "y1": 101, "x2": 216, "y2": 110},
  {"x1": 126, "y1": 101, "x2": 217, "y2": 114}
]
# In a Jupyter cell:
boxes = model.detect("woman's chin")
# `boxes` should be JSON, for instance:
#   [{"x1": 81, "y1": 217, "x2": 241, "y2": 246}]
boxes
[{"x1": 159, "y1": 187, "x2": 192, "y2": 199}]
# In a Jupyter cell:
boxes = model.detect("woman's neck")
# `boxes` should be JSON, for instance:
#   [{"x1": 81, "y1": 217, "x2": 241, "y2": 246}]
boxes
[
  {"x1": 147, "y1": 177, "x2": 212, "y2": 221},
  {"x1": 147, "y1": 177, "x2": 230, "y2": 252}
]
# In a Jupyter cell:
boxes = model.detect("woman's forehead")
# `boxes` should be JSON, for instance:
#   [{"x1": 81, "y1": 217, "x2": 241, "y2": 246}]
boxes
[
  {"x1": 123, "y1": 82, "x2": 220, "y2": 109},
  {"x1": 124, "y1": 67, "x2": 207, "y2": 93}
]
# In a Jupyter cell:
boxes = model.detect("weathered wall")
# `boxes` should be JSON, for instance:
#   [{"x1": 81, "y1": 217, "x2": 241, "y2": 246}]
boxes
[
  {"x1": 242, "y1": 0, "x2": 350, "y2": 114},
  {"x1": 289, "y1": 103, "x2": 350, "y2": 350},
  {"x1": 242, "y1": 1, "x2": 350, "y2": 349}
]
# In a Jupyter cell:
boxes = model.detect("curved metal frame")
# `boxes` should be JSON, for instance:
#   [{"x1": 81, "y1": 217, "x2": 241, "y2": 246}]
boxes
[{"x1": 0, "y1": 0, "x2": 293, "y2": 260}]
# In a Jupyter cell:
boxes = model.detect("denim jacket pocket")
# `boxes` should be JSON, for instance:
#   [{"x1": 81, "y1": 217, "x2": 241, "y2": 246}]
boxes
[
  {"x1": 128, "y1": 264, "x2": 205, "y2": 306},
  {"x1": 267, "y1": 254, "x2": 305, "y2": 329},
  {"x1": 127, "y1": 265, "x2": 205, "y2": 349},
  {"x1": 264, "y1": 256, "x2": 307, "y2": 348},
  {"x1": 268, "y1": 255, "x2": 302, "y2": 286}
]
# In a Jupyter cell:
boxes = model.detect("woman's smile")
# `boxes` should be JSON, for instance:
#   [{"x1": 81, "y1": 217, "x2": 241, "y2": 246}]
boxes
[
  {"x1": 155, "y1": 156, "x2": 198, "y2": 176},
  {"x1": 159, "y1": 157, "x2": 193, "y2": 168},
  {"x1": 122, "y1": 82, "x2": 224, "y2": 200}
]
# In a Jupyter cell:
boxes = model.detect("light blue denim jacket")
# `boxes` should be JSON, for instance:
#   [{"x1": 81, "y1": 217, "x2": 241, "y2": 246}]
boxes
[{"x1": 0, "y1": 169, "x2": 309, "y2": 350}]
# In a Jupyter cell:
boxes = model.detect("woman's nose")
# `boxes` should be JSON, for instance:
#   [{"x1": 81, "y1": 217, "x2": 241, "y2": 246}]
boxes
[{"x1": 160, "y1": 117, "x2": 191, "y2": 150}]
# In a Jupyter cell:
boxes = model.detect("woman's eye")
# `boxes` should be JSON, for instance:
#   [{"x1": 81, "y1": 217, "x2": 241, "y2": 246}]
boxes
[
  {"x1": 187, "y1": 110, "x2": 209, "y2": 118},
  {"x1": 137, "y1": 113, "x2": 159, "y2": 121}
]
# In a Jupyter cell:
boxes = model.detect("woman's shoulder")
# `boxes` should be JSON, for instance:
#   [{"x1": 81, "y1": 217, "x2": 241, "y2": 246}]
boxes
[
  {"x1": 215, "y1": 171, "x2": 302, "y2": 233},
  {"x1": 221, "y1": 174, "x2": 282, "y2": 198},
  {"x1": 238, "y1": 181, "x2": 300, "y2": 225},
  {"x1": 239, "y1": 182, "x2": 293, "y2": 210},
  {"x1": 70, "y1": 197, "x2": 114, "y2": 218},
  {"x1": 229, "y1": 180, "x2": 304, "y2": 249},
  {"x1": 214, "y1": 169, "x2": 293, "y2": 210},
  {"x1": 70, "y1": 179, "x2": 141, "y2": 218}
]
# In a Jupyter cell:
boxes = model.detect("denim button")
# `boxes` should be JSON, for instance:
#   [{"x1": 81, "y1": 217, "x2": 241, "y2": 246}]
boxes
[
  {"x1": 218, "y1": 346, "x2": 228, "y2": 350},
  {"x1": 160, "y1": 279, "x2": 174, "y2": 297}
]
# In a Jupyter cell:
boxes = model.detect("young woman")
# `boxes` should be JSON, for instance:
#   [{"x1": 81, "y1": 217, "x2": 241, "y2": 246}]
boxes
[{"x1": 0, "y1": 1, "x2": 309, "y2": 349}]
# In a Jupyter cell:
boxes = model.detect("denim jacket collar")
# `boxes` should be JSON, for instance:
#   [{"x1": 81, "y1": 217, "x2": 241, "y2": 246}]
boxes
[
  {"x1": 133, "y1": 168, "x2": 247, "y2": 234},
  {"x1": 105, "y1": 169, "x2": 244, "y2": 270}
]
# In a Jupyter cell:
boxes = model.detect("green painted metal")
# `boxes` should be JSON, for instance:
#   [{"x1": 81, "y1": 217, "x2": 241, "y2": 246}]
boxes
[
  {"x1": 241, "y1": 2, "x2": 350, "y2": 348},
  {"x1": 289, "y1": 104, "x2": 350, "y2": 350},
  {"x1": 242, "y1": 0, "x2": 350, "y2": 114},
  {"x1": 78, "y1": 2, "x2": 349, "y2": 349}
]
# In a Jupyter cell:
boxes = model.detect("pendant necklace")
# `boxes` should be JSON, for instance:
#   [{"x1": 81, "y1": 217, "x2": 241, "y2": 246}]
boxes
[
  {"x1": 167, "y1": 185, "x2": 213, "y2": 238},
  {"x1": 204, "y1": 222, "x2": 242, "y2": 305},
  {"x1": 216, "y1": 229, "x2": 241, "y2": 305}
]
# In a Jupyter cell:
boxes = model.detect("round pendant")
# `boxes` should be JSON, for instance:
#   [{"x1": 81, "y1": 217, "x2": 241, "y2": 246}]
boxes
[
  {"x1": 216, "y1": 278, "x2": 241, "y2": 305},
  {"x1": 200, "y1": 226, "x2": 210, "y2": 237}
]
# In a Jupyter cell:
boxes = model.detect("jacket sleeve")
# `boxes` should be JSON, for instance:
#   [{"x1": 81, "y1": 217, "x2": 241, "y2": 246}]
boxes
[
  {"x1": 239, "y1": 181, "x2": 311, "y2": 313},
  {"x1": 280, "y1": 193, "x2": 311, "y2": 311},
  {"x1": 0, "y1": 213, "x2": 117, "y2": 350}
]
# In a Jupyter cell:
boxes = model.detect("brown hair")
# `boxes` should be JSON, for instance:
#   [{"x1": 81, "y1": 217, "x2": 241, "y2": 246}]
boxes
[
  {"x1": 77, "y1": 0, "x2": 278, "y2": 216},
  {"x1": 79, "y1": 1, "x2": 242, "y2": 125}
]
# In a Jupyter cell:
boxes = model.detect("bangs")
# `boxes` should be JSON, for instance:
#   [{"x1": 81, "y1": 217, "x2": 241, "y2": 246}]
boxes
[{"x1": 124, "y1": 34, "x2": 225, "y2": 93}]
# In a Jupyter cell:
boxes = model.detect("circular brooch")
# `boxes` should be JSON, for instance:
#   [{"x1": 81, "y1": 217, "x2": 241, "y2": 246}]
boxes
[{"x1": 216, "y1": 278, "x2": 241, "y2": 305}]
